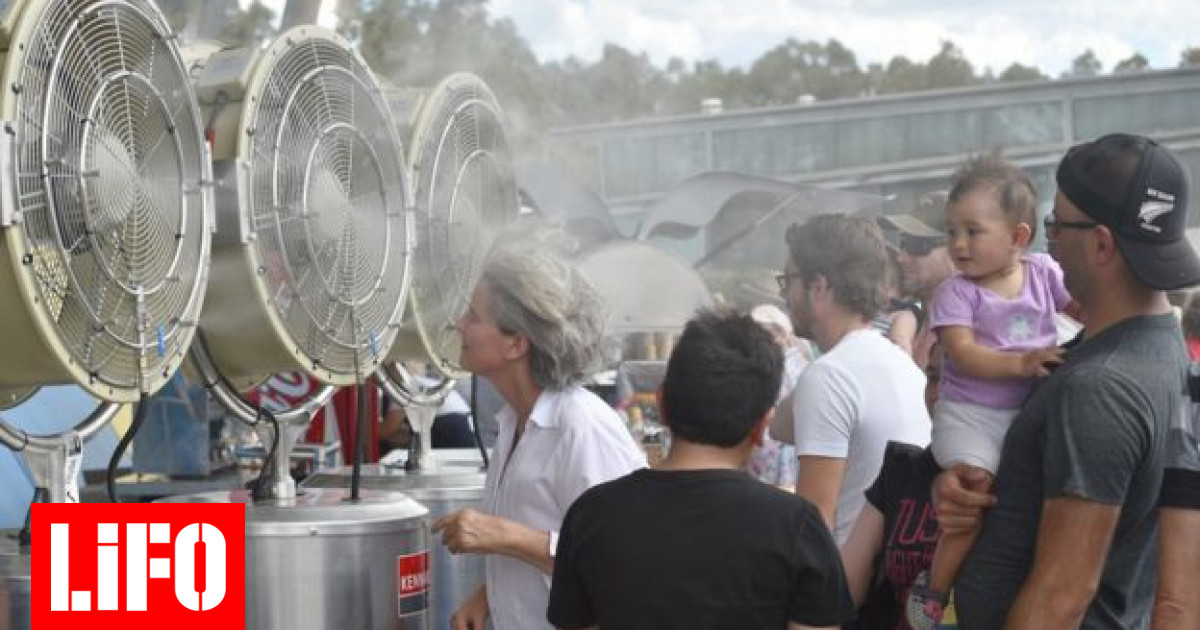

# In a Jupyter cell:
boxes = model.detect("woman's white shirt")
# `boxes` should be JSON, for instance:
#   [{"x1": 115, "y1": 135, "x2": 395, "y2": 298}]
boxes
[{"x1": 482, "y1": 386, "x2": 646, "y2": 630}]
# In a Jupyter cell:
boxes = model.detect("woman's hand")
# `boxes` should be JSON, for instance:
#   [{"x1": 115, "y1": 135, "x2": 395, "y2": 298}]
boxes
[
  {"x1": 433, "y1": 508, "x2": 504, "y2": 554},
  {"x1": 434, "y1": 508, "x2": 556, "y2": 573},
  {"x1": 449, "y1": 585, "x2": 489, "y2": 630}
]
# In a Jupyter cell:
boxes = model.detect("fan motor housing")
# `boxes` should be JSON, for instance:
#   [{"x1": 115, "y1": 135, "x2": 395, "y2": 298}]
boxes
[
  {"x1": 0, "y1": 0, "x2": 213, "y2": 401},
  {"x1": 195, "y1": 27, "x2": 412, "y2": 389}
]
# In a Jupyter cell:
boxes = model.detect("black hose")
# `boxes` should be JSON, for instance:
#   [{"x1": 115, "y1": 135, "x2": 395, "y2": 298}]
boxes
[
  {"x1": 471, "y1": 376, "x2": 489, "y2": 469},
  {"x1": 107, "y1": 394, "x2": 149, "y2": 503},
  {"x1": 350, "y1": 383, "x2": 368, "y2": 501},
  {"x1": 193, "y1": 329, "x2": 284, "y2": 501},
  {"x1": 250, "y1": 406, "x2": 280, "y2": 501}
]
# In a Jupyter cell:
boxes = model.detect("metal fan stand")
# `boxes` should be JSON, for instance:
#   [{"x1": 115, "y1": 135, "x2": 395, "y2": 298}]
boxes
[
  {"x1": 0, "y1": 402, "x2": 120, "y2": 504},
  {"x1": 189, "y1": 331, "x2": 334, "y2": 500},
  {"x1": 375, "y1": 359, "x2": 457, "y2": 471}
]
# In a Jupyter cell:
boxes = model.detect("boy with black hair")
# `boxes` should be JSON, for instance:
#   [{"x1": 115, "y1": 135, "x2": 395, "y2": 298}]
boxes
[{"x1": 547, "y1": 310, "x2": 855, "y2": 630}]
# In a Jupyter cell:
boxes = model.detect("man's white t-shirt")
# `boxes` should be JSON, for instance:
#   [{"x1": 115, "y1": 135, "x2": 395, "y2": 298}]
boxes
[{"x1": 792, "y1": 328, "x2": 931, "y2": 544}]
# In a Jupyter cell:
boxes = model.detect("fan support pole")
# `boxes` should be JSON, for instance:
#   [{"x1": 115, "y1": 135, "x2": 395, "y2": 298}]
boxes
[
  {"x1": 0, "y1": 401, "x2": 121, "y2": 503},
  {"x1": 188, "y1": 332, "x2": 335, "y2": 501},
  {"x1": 21, "y1": 432, "x2": 83, "y2": 504},
  {"x1": 252, "y1": 420, "x2": 309, "y2": 499},
  {"x1": 402, "y1": 404, "x2": 438, "y2": 472}
]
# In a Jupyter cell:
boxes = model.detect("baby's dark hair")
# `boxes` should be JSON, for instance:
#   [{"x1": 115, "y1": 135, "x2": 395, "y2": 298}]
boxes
[{"x1": 948, "y1": 152, "x2": 1039, "y2": 240}]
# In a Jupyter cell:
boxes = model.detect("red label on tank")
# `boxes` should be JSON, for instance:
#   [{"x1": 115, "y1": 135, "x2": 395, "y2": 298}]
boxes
[{"x1": 397, "y1": 552, "x2": 429, "y2": 596}]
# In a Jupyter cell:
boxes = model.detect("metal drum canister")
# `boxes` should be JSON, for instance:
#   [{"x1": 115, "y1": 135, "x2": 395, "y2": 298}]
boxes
[
  {"x1": 161, "y1": 488, "x2": 430, "y2": 630},
  {"x1": 0, "y1": 536, "x2": 29, "y2": 630},
  {"x1": 303, "y1": 449, "x2": 486, "y2": 630}
]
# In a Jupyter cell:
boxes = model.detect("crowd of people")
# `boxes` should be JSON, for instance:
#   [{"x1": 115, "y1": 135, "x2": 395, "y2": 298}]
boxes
[{"x1": 430, "y1": 132, "x2": 1200, "y2": 630}]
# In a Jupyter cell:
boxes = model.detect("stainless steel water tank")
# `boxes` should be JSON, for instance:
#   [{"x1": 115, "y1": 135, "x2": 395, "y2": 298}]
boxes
[
  {"x1": 161, "y1": 488, "x2": 430, "y2": 630},
  {"x1": 0, "y1": 536, "x2": 29, "y2": 630},
  {"x1": 303, "y1": 449, "x2": 486, "y2": 630}
]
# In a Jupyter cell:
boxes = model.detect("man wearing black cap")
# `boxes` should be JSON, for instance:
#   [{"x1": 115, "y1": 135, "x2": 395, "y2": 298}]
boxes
[
  {"x1": 877, "y1": 192, "x2": 956, "y2": 369},
  {"x1": 934, "y1": 133, "x2": 1200, "y2": 630}
]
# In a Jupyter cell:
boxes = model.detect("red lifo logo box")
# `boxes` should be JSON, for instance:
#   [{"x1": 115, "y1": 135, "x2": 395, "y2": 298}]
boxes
[{"x1": 32, "y1": 503, "x2": 245, "y2": 629}]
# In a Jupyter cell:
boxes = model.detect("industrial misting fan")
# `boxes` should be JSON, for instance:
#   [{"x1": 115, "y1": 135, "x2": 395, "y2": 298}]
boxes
[
  {"x1": 377, "y1": 72, "x2": 520, "y2": 468},
  {"x1": 166, "y1": 26, "x2": 432, "y2": 630},
  {"x1": 305, "y1": 71, "x2": 521, "y2": 630},
  {"x1": 0, "y1": 0, "x2": 213, "y2": 626},
  {"x1": 184, "y1": 24, "x2": 415, "y2": 498}
]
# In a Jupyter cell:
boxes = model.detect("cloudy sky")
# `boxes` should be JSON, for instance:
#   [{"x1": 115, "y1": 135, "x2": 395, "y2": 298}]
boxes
[{"x1": 259, "y1": 0, "x2": 1200, "y2": 76}]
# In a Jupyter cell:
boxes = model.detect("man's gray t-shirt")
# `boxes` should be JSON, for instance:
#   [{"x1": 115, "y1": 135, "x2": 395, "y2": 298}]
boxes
[
  {"x1": 1161, "y1": 364, "x2": 1200, "y2": 509},
  {"x1": 956, "y1": 313, "x2": 1186, "y2": 630}
]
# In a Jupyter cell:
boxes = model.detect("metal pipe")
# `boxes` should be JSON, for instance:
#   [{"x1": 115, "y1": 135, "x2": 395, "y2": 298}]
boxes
[
  {"x1": 189, "y1": 330, "x2": 334, "y2": 427},
  {"x1": 0, "y1": 400, "x2": 121, "y2": 453},
  {"x1": 279, "y1": 0, "x2": 324, "y2": 29},
  {"x1": 376, "y1": 361, "x2": 456, "y2": 409}
]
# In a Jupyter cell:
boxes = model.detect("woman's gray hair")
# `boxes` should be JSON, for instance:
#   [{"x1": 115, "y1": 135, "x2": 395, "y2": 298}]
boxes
[{"x1": 481, "y1": 231, "x2": 609, "y2": 389}]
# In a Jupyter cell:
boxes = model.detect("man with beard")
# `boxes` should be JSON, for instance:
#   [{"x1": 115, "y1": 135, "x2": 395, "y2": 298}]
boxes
[
  {"x1": 777, "y1": 214, "x2": 931, "y2": 545},
  {"x1": 936, "y1": 133, "x2": 1200, "y2": 630},
  {"x1": 878, "y1": 192, "x2": 957, "y2": 370}
]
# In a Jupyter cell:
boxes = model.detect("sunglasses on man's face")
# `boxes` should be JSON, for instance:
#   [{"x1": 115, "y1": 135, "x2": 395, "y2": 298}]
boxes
[{"x1": 1043, "y1": 214, "x2": 1099, "y2": 240}]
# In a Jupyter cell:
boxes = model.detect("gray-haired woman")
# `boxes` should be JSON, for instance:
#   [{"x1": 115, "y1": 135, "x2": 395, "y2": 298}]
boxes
[{"x1": 433, "y1": 239, "x2": 645, "y2": 630}]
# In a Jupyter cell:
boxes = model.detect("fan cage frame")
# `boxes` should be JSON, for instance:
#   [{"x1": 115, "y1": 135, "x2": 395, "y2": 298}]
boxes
[
  {"x1": 0, "y1": 0, "x2": 213, "y2": 402},
  {"x1": 391, "y1": 72, "x2": 519, "y2": 385},
  {"x1": 196, "y1": 26, "x2": 413, "y2": 388}
]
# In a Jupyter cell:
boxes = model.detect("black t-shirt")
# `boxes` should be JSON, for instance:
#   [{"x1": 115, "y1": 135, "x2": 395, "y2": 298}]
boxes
[
  {"x1": 851, "y1": 442, "x2": 941, "y2": 630},
  {"x1": 548, "y1": 468, "x2": 855, "y2": 630},
  {"x1": 957, "y1": 313, "x2": 1185, "y2": 630}
]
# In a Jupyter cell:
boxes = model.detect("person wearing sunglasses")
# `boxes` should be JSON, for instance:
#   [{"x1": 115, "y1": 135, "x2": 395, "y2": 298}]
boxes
[
  {"x1": 935, "y1": 134, "x2": 1200, "y2": 630},
  {"x1": 878, "y1": 193, "x2": 957, "y2": 369}
]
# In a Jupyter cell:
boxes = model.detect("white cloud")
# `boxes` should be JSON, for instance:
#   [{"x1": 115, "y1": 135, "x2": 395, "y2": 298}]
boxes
[
  {"x1": 488, "y1": 0, "x2": 1200, "y2": 75},
  {"x1": 244, "y1": 0, "x2": 1200, "y2": 75}
]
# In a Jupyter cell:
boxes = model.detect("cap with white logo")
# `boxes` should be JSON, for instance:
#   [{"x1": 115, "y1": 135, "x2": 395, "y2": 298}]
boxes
[{"x1": 1057, "y1": 133, "x2": 1200, "y2": 290}]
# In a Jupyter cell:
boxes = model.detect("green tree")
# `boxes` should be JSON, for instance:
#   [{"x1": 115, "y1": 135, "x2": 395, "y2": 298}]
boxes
[
  {"x1": 1114, "y1": 53, "x2": 1149, "y2": 73},
  {"x1": 876, "y1": 56, "x2": 927, "y2": 94},
  {"x1": 216, "y1": 1, "x2": 275, "y2": 48},
  {"x1": 660, "y1": 59, "x2": 748, "y2": 115},
  {"x1": 565, "y1": 44, "x2": 669, "y2": 122},
  {"x1": 1066, "y1": 49, "x2": 1103, "y2": 78},
  {"x1": 926, "y1": 41, "x2": 976, "y2": 89},
  {"x1": 997, "y1": 62, "x2": 1047, "y2": 83},
  {"x1": 354, "y1": 0, "x2": 551, "y2": 151},
  {"x1": 744, "y1": 38, "x2": 867, "y2": 106},
  {"x1": 1181, "y1": 47, "x2": 1200, "y2": 68},
  {"x1": 357, "y1": 0, "x2": 425, "y2": 79}
]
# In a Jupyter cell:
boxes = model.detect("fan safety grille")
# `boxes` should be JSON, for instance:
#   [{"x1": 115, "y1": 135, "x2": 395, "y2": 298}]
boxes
[
  {"x1": 247, "y1": 35, "x2": 408, "y2": 377},
  {"x1": 11, "y1": 0, "x2": 210, "y2": 394},
  {"x1": 409, "y1": 74, "x2": 518, "y2": 375}
]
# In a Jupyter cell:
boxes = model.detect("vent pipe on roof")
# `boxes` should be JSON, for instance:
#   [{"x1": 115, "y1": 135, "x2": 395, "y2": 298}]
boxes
[{"x1": 280, "y1": 0, "x2": 324, "y2": 28}]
